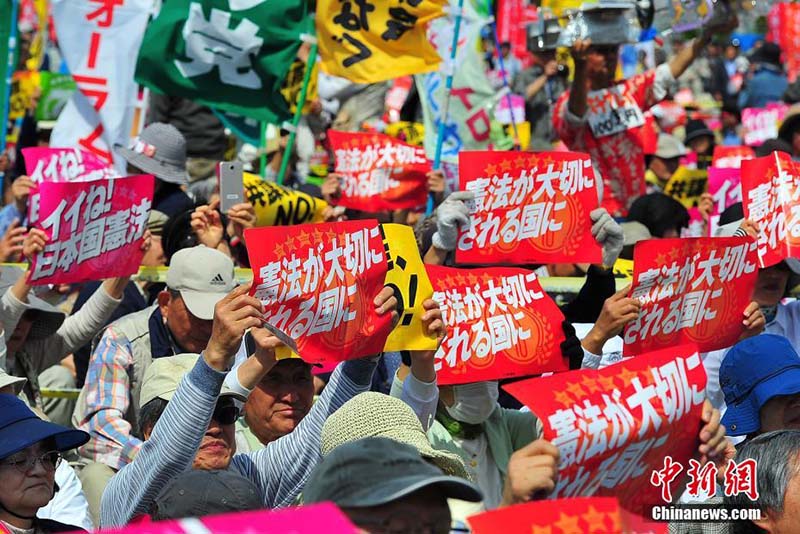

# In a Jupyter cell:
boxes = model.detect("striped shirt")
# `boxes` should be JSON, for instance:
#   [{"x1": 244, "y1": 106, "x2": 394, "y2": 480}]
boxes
[{"x1": 100, "y1": 355, "x2": 377, "y2": 527}]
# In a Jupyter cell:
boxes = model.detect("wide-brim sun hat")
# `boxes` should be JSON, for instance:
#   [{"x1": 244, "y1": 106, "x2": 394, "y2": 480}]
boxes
[
  {"x1": 115, "y1": 122, "x2": 190, "y2": 186},
  {"x1": 0, "y1": 394, "x2": 89, "y2": 459},
  {"x1": 320, "y1": 392, "x2": 471, "y2": 480},
  {"x1": 0, "y1": 266, "x2": 65, "y2": 340}
]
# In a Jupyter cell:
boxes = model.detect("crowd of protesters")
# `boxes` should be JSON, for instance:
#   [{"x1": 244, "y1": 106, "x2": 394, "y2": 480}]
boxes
[{"x1": 2, "y1": 3, "x2": 800, "y2": 534}]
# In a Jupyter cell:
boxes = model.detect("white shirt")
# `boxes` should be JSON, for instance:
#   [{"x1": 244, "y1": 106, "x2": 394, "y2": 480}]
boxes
[{"x1": 37, "y1": 461, "x2": 93, "y2": 531}]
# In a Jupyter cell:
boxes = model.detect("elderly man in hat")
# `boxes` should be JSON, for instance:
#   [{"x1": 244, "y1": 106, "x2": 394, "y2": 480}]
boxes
[
  {"x1": 115, "y1": 122, "x2": 194, "y2": 218},
  {"x1": 72, "y1": 245, "x2": 235, "y2": 524},
  {"x1": 100, "y1": 280, "x2": 399, "y2": 527},
  {"x1": 553, "y1": 3, "x2": 737, "y2": 216},
  {"x1": 739, "y1": 42, "x2": 788, "y2": 110}
]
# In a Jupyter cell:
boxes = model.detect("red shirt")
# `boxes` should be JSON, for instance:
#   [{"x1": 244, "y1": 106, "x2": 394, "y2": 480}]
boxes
[{"x1": 554, "y1": 69, "x2": 663, "y2": 217}]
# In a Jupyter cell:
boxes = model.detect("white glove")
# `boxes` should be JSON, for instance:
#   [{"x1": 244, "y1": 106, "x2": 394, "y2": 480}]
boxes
[
  {"x1": 590, "y1": 207, "x2": 624, "y2": 267},
  {"x1": 432, "y1": 191, "x2": 474, "y2": 252}
]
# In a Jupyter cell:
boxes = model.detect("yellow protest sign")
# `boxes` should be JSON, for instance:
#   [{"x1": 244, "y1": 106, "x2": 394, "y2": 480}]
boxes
[
  {"x1": 613, "y1": 258, "x2": 634, "y2": 280},
  {"x1": 243, "y1": 173, "x2": 328, "y2": 227},
  {"x1": 664, "y1": 167, "x2": 708, "y2": 209},
  {"x1": 503, "y1": 121, "x2": 531, "y2": 151},
  {"x1": 382, "y1": 223, "x2": 438, "y2": 352},
  {"x1": 280, "y1": 58, "x2": 318, "y2": 115},
  {"x1": 541, "y1": 0, "x2": 583, "y2": 16},
  {"x1": 384, "y1": 121, "x2": 425, "y2": 147},
  {"x1": 9, "y1": 71, "x2": 40, "y2": 120},
  {"x1": 317, "y1": 0, "x2": 447, "y2": 84}
]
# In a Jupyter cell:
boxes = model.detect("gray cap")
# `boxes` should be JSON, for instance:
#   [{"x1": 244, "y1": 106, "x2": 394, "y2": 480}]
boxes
[
  {"x1": 151, "y1": 470, "x2": 262, "y2": 520},
  {"x1": 115, "y1": 122, "x2": 189, "y2": 185},
  {"x1": 166, "y1": 245, "x2": 235, "y2": 320},
  {"x1": 304, "y1": 437, "x2": 483, "y2": 508},
  {"x1": 654, "y1": 133, "x2": 688, "y2": 159}
]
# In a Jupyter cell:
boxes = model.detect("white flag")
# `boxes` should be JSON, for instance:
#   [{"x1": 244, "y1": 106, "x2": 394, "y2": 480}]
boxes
[{"x1": 50, "y1": 0, "x2": 152, "y2": 173}]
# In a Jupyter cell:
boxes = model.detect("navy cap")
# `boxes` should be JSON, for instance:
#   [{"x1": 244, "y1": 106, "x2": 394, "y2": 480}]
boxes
[{"x1": 720, "y1": 335, "x2": 800, "y2": 436}]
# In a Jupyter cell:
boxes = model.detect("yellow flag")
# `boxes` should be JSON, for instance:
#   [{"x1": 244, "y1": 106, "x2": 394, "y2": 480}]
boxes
[
  {"x1": 243, "y1": 173, "x2": 328, "y2": 227},
  {"x1": 279, "y1": 58, "x2": 319, "y2": 115},
  {"x1": 664, "y1": 167, "x2": 708, "y2": 209},
  {"x1": 613, "y1": 258, "x2": 635, "y2": 280},
  {"x1": 382, "y1": 224, "x2": 439, "y2": 352},
  {"x1": 384, "y1": 121, "x2": 425, "y2": 147},
  {"x1": 317, "y1": 0, "x2": 447, "y2": 84},
  {"x1": 9, "y1": 71, "x2": 40, "y2": 120}
]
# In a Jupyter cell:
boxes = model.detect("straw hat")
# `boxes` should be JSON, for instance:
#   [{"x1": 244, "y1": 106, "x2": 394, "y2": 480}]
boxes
[{"x1": 320, "y1": 392, "x2": 470, "y2": 480}]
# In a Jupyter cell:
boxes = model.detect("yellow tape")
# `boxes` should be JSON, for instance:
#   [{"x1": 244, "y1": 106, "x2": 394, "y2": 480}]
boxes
[{"x1": 40, "y1": 388, "x2": 81, "y2": 400}]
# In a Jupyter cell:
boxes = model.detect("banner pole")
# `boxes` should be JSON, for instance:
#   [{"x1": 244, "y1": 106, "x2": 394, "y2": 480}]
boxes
[
  {"x1": 426, "y1": 0, "x2": 465, "y2": 216},
  {"x1": 487, "y1": 0, "x2": 520, "y2": 149},
  {"x1": 259, "y1": 121, "x2": 267, "y2": 178},
  {"x1": 276, "y1": 37, "x2": 317, "y2": 186},
  {"x1": 1, "y1": 0, "x2": 19, "y2": 165}
]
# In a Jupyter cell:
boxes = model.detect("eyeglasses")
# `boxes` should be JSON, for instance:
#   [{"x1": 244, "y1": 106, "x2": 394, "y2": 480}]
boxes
[
  {"x1": 0, "y1": 451, "x2": 62, "y2": 473},
  {"x1": 212, "y1": 402, "x2": 240, "y2": 425}
]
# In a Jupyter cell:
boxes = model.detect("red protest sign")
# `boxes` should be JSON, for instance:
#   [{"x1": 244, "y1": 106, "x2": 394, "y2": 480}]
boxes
[
  {"x1": 503, "y1": 345, "x2": 706, "y2": 516},
  {"x1": 456, "y1": 151, "x2": 602, "y2": 265},
  {"x1": 741, "y1": 152, "x2": 800, "y2": 268},
  {"x1": 711, "y1": 145, "x2": 754, "y2": 169},
  {"x1": 468, "y1": 497, "x2": 667, "y2": 534},
  {"x1": 28, "y1": 175, "x2": 154, "y2": 286},
  {"x1": 329, "y1": 130, "x2": 430, "y2": 211},
  {"x1": 623, "y1": 238, "x2": 757, "y2": 355},
  {"x1": 428, "y1": 265, "x2": 567, "y2": 385},
  {"x1": 245, "y1": 220, "x2": 392, "y2": 364}
]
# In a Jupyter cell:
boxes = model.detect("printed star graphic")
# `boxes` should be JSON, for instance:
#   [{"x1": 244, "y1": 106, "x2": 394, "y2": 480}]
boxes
[
  {"x1": 597, "y1": 374, "x2": 617, "y2": 392},
  {"x1": 467, "y1": 273, "x2": 480, "y2": 286},
  {"x1": 565, "y1": 380, "x2": 586, "y2": 399},
  {"x1": 527, "y1": 154, "x2": 540, "y2": 168},
  {"x1": 485, "y1": 163, "x2": 498, "y2": 176},
  {"x1": 654, "y1": 253, "x2": 668, "y2": 267},
  {"x1": 582, "y1": 506, "x2": 609, "y2": 534},
  {"x1": 273, "y1": 242, "x2": 285, "y2": 257},
  {"x1": 554, "y1": 389, "x2": 573, "y2": 406},
  {"x1": 515, "y1": 156, "x2": 528, "y2": 169},
  {"x1": 312, "y1": 228, "x2": 325, "y2": 244},
  {"x1": 554, "y1": 512, "x2": 582, "y2": 534},
  {"x1": 325, "y1": 230, "x2": 337, "y2": 243},
  {"x1": 480, "y1": 272, "x2": 493, "y2": 284},
  {"x1": 617, "y1": 367, "x2": 640, "y2": 389},
  {"x1": 581, "y1": 376, "x2": 602, "y2": 395},
  {"x1": 531, "y1": 525, "x2": 553, "y2": 534},
  {"x1": 455, "y1": 273, "x2": 467, "y2": 286},
  {"x1": 296, "y1": 231, "x2": 311, "y2": 247},
  {"x1": 499, "y1": 158, "x2": 513, "y2": 172},
  {"x1": 284, "y1": 236, "x2": 295, "y2": 251}
]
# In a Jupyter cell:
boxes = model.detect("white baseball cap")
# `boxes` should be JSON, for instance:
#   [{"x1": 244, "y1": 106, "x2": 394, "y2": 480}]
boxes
[{"x1": 166, "y1": 246, "x2": 236, "y2": 320}]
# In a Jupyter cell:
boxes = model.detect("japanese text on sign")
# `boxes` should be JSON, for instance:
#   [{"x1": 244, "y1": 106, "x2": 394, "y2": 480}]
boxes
[
  {"x1": 503, "y1": 345, "x2": 707, "y2": 515},
  {"x1": 329, "y1": 130, "x2": 430, "y2": 211},
  {"x1": 428, "y1": 265, "x2": 567, "y2": 385},
  {"x1": 246, "y1": 221, "x2": 392, "y2": 363},
  {"x1": 742, "y1": 152, "x2": 800, "y2": 267},
  {"x1": 457, "y1": 151, "x2": 601, "y2": 265},
  {"x1": 624, "y1": 238, "x2": 758, "y2": 354},
  {"x1": 29, "y1": 176, "x2": 154, "y2": 285}
]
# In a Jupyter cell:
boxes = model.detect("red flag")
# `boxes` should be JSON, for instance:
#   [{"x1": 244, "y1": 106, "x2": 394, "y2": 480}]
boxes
[
  {"x1": 456, "y1": 151, "x2": 602, "y2": 265},
  {"x1": 329, "y1": 130, "x2": 430, "y2": 211},
  {"x1": 428, "y1": 265, "x2": 567, "y2": 385},
  {"x1": 742, "y1": 151, "x2": 800, "y2": 267},
  {"x1": 468, "y1": 497, "x2": 668, "y2": 534},
  {"x1": 623, "y1": 238, "x2": 757, "y2": 355},
  {"x1": 28, "y1": 175, "x2": 154, "y2": 286},
  {"x1": 245, "y1": 220, "x2": 392, "y2": 364},
  {"x1": 502, "y1": 345, "x2": 706, "y2": 516}
]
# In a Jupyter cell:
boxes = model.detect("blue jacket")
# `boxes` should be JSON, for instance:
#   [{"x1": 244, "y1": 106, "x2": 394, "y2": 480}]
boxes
[{"x1": 738, "y1": 67, "x2": 789, "y2": 109}]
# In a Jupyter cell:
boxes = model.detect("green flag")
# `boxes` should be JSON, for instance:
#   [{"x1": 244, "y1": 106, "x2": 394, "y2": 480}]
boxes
[
  {"x1": 36, "y1": 72, "x2": 77, "y2": 121},
  {"x1": 135, "y1": 0, "x2": 308, "y2": 123}
]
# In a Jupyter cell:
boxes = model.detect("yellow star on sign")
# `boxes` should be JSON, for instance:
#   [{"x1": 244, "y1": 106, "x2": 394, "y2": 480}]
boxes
[
  {"x1": 531, "y1": 525, "x2": 553, "y2": 534},
  {"x1": 553, "y1": 389, "x2": 573, "y2": 407},
  {"x1": 582, "y1": 505, "x2": 609, "y2": 534},
  {"x1": 554, "y1": 512, "x2": 582, "y2": 534},
  {"x1": 499, "y1": 158, "x2": 513, "y2": 172},
  {"x1": 485, "y1": 163, "x2": 498, "y2": 176}
]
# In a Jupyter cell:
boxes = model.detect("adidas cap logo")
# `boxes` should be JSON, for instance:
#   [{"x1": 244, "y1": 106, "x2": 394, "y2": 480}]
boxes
[{"x1": 209, "y1": 273, "x2": 226, "y2": 286}]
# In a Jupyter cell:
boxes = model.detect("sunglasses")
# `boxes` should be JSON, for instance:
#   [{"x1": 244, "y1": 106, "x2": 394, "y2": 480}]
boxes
[
  {"x1": 212, "y1": 401, "x2": 240, "y2": 425},
  {"x1": 0, "y1": 450, "x2": 62, "y2": 473}
]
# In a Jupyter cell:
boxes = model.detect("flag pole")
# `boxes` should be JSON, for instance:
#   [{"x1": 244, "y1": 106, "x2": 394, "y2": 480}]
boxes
[
  {"x1": 426, "y1": 0, "x2": 466, "y2": 216},
  {"x1": 1, "y1": 0, "x2": 20, "y2": 172},
  {"x1": 259, "y1": 121, "x2": 267, "y2": 178},
  {"x1": 276, "y1": 34, "x2": 317, "y2": 186},
  {"x1": 486, "y1": 0, "x2": 520, "y2": 149}
]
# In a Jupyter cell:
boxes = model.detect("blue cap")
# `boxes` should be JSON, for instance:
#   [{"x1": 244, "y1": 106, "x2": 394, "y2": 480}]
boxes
[
  {"x1": 0, "y1": 394, "x2": 89, "y2": 460},
  {"x1": 720, "y1": 335, "x2": 800, "y2": 436}
]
